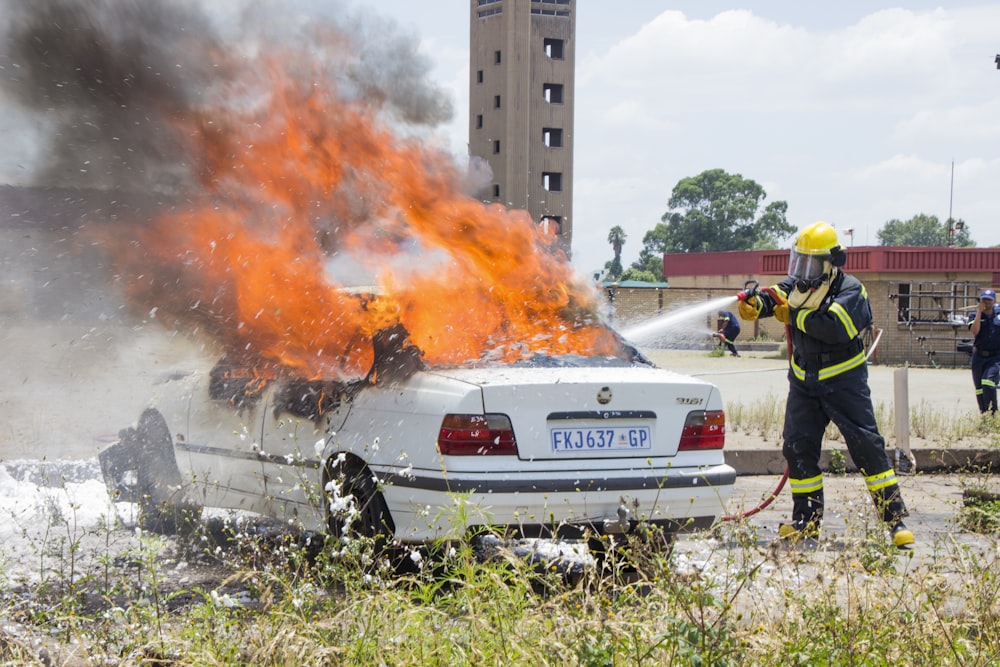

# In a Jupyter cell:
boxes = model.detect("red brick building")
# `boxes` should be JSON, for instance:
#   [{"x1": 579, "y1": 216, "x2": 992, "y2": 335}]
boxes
[{"x1": 654, "y1": 246, "x2": 1000, "y2": 367}]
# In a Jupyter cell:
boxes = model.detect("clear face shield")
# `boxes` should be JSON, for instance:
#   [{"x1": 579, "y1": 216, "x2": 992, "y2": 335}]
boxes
[{"x1": 788, "y1": 248, "x2": 830, "y2": 292}]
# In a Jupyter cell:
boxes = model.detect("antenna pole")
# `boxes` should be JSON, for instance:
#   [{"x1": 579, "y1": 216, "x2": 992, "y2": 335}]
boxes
[
  {"x1": 949, "y1": 160, "x2": 954, "y2": 221},
  {"x1": 947, "y1": 160, "x2": 956, "y2": 247}
]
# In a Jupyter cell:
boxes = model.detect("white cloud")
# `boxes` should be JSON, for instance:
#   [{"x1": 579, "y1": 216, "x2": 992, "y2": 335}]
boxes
[
  {"x1": 893, "y1": 101, "x2": 1000, "y2": 145},
  {"x1": 568, "y1": 4, "x2": 1000, "y2": 270}
]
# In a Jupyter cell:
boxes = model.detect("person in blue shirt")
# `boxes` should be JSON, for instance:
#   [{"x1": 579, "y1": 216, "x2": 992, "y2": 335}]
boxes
[
  {"x1": 968, "y1": 288, "x2": 1000, "y2": 414},
  {"x1": 715, "y1": 310, "x2": 741, "y2": 357}
]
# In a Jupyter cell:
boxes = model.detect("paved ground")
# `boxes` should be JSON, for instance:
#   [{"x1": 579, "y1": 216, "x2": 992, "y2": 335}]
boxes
[
  {"x1": 646, "y1": 347, "x2": 976, "y2": 422},
  {"x1": 723, "y1": 470, "x2": 968, "y2": 544},
  {"x1": 644, "y1": 348, "x2": 997, "y2": 474}
]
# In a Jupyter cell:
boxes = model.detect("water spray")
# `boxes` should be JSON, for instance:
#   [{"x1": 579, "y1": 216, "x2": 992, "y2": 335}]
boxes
[
  {"x1": 618, "y1": 295, "x2": 738, "y2": 345},
  {"x1": 722, "y1": 277, "x2": 792, "y2": 521},
  {"x1": 615, "y1": 285, "x2": 796, "y2": 522}
]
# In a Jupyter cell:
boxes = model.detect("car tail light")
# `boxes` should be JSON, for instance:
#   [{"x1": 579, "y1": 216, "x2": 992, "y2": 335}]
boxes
[
  {"x1": 437, "y1": 414, "x2": 518, "y2": 456},
  {"x1": 678, "y1": 410, "x2": 726, "y2": 450}
]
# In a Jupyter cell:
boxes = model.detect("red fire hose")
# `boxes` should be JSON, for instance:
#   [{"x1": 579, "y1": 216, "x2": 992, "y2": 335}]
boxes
[
  {"x1": 721, "y1": 467, "x2": 789, "y2": 521},
  {"x1": 721, "y1": 283, "x2": 792, "y2": 522}
]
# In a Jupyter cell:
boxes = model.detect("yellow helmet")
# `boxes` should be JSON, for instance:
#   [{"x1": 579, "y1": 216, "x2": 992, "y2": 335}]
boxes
[
  {"x1": 795, "y1": 221, "x2": 840, "y2": 256},
  {"x1": 788, "y1": 221, "x2": 844, "y2": 289}
]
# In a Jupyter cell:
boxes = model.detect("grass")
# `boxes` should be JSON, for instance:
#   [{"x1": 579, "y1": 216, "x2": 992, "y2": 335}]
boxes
[
  {"x1": 4, "y1": 400, "x2": 1000, "y2": 665},
  {"x1": 726, "y1": 392, "x2": 999, "y2": 452},
  {"x1": 4, "y1": 506, "x2": 1000, "y2": 666}
]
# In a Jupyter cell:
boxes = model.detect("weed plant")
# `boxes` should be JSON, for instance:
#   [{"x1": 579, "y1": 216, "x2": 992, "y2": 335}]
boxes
[
  {"x1": 3, "y1": 486, "x2": 1000, "y2": 666},
  {"x1": 726, "y1": 394, "x2": 995, "y2": 450},
  {"x1": 4, "y1": 399, "x2": 1000, "y2": 664}
]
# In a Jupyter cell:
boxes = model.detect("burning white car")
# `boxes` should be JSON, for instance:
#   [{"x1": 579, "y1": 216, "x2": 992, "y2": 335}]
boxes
[{"x1": 99, "y1": 326, "x2": 735, "y2": 555}]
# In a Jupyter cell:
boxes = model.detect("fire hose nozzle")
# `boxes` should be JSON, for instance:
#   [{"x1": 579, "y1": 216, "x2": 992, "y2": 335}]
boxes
[{"x1": 736, "y1": 279, "x2": 760, "y2": 302}]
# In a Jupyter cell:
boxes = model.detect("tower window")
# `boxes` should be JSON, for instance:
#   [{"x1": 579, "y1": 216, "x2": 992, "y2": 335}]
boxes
[
  {"x1": 540, "y1": 215, "x2": 563, "y2": 236},
  {"x1": 492, "y1": 184, "x2": 501, "y2": 199},
  {"x1": 542, "y1": 127, "x2": 563, "y2": 148},
  {"x1": 494, "y1": 50, "x2": 502, "y2": 65},
  {"x1": 544, "y1": 38, "x2": 564, "y2": 59},
  {"x1": 493, "y1": 139, "x2": 501, "y2": 154},
  {"x1": 476, "y1": 69, "x2": 484, "y2": 84},
  {"x1": 543, "y1": 83, "x2": 564, "y2": 104},
  {"x1": 494, "y1": 95, "x2": 501, "y2": 109},
  {"x1": 475, "y1": 114, "x2": 484, "y2": 129},
  {"x1": 542, "y1": 172, "x2": 562, "y2": 192}
]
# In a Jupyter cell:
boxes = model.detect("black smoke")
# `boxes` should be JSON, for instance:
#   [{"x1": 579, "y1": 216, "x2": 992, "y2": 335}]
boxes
[{"x1": 0, "y1": 0, "x2": 453, "y2": 193}]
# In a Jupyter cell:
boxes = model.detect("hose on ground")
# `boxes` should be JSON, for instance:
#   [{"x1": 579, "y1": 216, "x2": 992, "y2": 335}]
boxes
[{"x1": 720, "y1": 466, "x2": 788, "y2": 521}]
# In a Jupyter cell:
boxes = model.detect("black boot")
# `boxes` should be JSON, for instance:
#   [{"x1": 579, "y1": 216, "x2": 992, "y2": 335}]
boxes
[{"x1": 779, "y1": 491, "x2": 824, "y2": 540}]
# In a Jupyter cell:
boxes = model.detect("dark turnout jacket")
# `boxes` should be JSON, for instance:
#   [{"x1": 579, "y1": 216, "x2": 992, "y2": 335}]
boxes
[{"x1": 757, "y1": 271, "x2": 870, "y2": 382}]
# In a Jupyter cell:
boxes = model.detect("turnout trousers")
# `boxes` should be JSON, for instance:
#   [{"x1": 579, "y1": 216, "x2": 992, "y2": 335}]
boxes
[
  {"x1": 782, "y1": 363, "x2": 907, "y2": 527},
  {"x1": 970, "y1": 352, "x2": 1000, "y2": 414},
  {"x1": 720, "y1": 325, "x2": 741, "y2": 356}
]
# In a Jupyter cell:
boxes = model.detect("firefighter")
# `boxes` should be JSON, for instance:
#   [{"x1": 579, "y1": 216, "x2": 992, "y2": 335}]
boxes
[
  {"x1": 967, "y1": 288, "x2": 1000, "y2": 414},
  {"x1": 716, "y1": 309, "x2": 741, "y2": 357},
  {"x1": 737, "y1": 221, "x2": 914, "y2": 548}
]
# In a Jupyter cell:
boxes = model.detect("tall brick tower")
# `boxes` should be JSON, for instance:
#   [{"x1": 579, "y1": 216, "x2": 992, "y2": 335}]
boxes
[{"x1": 468, "y1": 0, "x2": 576, "y2": 254}]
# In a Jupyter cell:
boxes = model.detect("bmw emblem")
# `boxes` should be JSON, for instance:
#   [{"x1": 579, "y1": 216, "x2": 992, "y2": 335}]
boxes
[{"x1": 597, "y1": 386, "x2": 612, "y2": 405}]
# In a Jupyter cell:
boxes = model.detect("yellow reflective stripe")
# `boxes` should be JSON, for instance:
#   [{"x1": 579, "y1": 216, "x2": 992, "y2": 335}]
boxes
[
  {"x1": 984, "y1": 380, "x2": 996, "y2": 388},
  {"x1": 828, "y1": 302, "x2": 859, "y2": 338},
  {"x1": 791, "y1": 350, "x2": 867, "y2": 381},
  {"x1": 976, "y1": 388, "x2": 984, "y2": 395},
  {"x1": 772, "y1": 286, "x2": 788, "y2": 300},
  {"x1": 790, "y1": 475, "x2": 824, "y2": 494},
  {"x1": 817, "y1": 350, "x2": 866, "y2": 380},
  {"x1": 795, "y1": 308, "x2": 809, "y2": 331},
  {"x1": 865, "y1": 469, "x2": 898, "y2": 492}
]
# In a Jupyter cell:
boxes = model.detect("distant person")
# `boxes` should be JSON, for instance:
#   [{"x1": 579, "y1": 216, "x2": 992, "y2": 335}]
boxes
[
  {"x1": 736, "y1": 221, "x2": 914, "y2": 549},
  {"x1": 715, "y1": 309, "x2": 741, "y2": 357},
  {"x1": 967, "y1": 288, "x2": 1000, "y2": 414}
]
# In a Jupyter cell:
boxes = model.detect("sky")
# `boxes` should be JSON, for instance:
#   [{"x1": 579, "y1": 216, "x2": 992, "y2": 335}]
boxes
[
  {"x1": 2, "y1": 1, "x2": 998, "y2": 277},
  {"x1": 344, "y1": 1, "x2": 1000, "y2": 275}
]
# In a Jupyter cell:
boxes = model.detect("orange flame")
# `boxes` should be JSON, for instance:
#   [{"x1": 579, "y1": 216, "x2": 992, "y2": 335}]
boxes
[{"x1": 104, "y1": 55, "x2": 621, "y2": 379}]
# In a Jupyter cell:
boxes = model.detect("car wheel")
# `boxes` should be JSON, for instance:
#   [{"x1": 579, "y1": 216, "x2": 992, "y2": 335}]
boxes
[
  {"x1": 129, "y1": 408, "x2": 202, "y2": 535},
  {"x1": 325, "y1": 455, "x2": 395, "y2": 553}
]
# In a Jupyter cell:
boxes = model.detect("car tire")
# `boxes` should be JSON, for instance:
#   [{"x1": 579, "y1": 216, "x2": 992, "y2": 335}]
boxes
[
  {"x1": 325, "y1": 455, "x2": 396, "y2": 555},
  {"x1": 130, "y1": 408, "x2": 202, "y2": 535}
]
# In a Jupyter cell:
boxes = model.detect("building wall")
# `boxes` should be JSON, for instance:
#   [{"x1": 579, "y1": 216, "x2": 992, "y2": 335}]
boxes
[
  {"x1": 660, "y1": 247, "x2": 1000, "y2": 366},
  {"x1": 469, "y1": 0, "x2": 576, "y2": 251},
  {"x1": 605, "y1": 285, "x2": 668, "y2": 324},
  {"x1": 651, "y1": 272, "x2": 990, "y2": 367}
]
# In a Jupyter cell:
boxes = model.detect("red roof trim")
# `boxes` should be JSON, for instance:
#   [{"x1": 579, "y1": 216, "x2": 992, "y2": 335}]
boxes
[{"x1": 664, "y1": 246, "x2": 1000, "y2": 278}]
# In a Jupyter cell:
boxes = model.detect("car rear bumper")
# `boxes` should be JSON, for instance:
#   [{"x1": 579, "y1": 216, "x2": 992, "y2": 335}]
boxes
[{"x1": 376, "y1": 463, "x2": 737, "y2": 542}]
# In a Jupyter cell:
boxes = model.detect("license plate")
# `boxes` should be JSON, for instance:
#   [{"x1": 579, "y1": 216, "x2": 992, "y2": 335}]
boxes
[{"x1": 550, "y1": 426, "x2": 651, "y2": 452}]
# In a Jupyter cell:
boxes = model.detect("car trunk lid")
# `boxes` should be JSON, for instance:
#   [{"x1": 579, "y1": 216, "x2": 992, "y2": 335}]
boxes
[{"x1": 430, "y1": 365, "x2": 721, "y2": 460}]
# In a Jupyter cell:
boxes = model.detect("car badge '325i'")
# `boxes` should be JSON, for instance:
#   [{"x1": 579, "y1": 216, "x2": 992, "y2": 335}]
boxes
[{"x1": 596, "y1": 386, "x2": 612, "y2": 405}]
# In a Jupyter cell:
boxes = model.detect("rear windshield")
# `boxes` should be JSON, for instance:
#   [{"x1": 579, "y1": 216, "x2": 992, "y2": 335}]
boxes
[
  {"x1": 506, "y1": 353, "x2": 654, "y2": 369},
  {"x1": 440, "y1": 342, "x2": 656, "y2": 370}
]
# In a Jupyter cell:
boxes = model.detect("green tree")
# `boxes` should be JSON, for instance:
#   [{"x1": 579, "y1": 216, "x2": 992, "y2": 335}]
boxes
[
  {"x1": 630, "y1": 228, "x2": 669, "y2": 280},
  {"x1": 619, "y1": 267, "x2": 660, "y2": 282},
  {"x1": 604, "y1": 225, "x2": 627, "y2": 280},
  {"x1": 628, "y1": 169, "x2": 793, "y2": 277},
  {"x1": 648, "y1": 169, "x2": 796, "y2": 254},
  {"x1": 876, "y1": 213, "x2": 974, "y2": 247}
]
